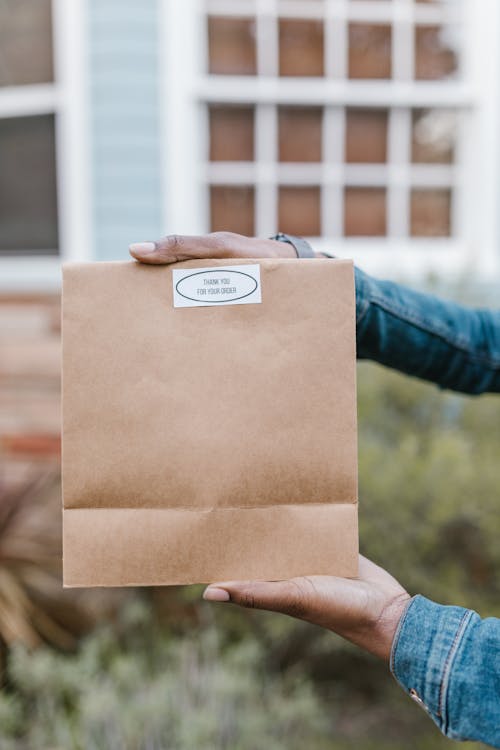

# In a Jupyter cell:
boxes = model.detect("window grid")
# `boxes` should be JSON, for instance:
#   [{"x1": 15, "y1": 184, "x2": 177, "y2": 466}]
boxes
[
  {"x1": 207, "y1": 1, "x2": 461, "y2": 25},
  {"x1": 0, "y1": 0, "x2": 60, "y2": 256},
  {"x1": 0, "y1": 0, "x2": 90, "y2": 275},
  {"x1": 203, "y1": 0, "x2": 466, "y2": 240}
]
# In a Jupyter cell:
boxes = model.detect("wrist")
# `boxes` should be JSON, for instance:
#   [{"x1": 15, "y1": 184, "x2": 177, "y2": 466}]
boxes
[
  {"x1": 372, "y1": 593, "x2": 412, "y2": 663},
  {"x1": 334, "y1": 592, "x2": 411, "y2": 663},
  {"x1": 267, "y1": 239, "x2": 297, "y2": 260},
  {"x1": 269, "y1": 233, "x2": 316, "y2": 259}
]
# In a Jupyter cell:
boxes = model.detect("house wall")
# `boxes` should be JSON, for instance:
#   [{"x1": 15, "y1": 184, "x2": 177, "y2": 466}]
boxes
[
  {"x1": 3, "y1": 1, "x2": 500, "y2": 485},
  {"x1": 0, "y1": 295, "x2": 61, "y2": 491},
  {"x1": 88, "y1": 0, "x2": 163, "y2": 260},
  {"x1": 0, "y1": 1, "x2": 165, "y2": 481}
]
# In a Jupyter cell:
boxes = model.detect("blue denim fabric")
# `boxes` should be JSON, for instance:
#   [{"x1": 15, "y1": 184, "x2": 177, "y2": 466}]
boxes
[
  {"x1": 353, "y1": 267, "x2": 500, "y2": 746},
  {"x1": 355, "y1": 268, "x2": 500, "y2": 748},
  {"x1": 391, "y1": 596, "x2": 500, "y2": 747},
  {"x1": 355, "y1": 267, "x2": 500, "y2": 393}
]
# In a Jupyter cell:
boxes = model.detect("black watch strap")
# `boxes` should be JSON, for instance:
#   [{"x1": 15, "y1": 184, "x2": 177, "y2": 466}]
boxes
[{"x1": 270, "y1": 232, "x2": 316, "y2": 259}]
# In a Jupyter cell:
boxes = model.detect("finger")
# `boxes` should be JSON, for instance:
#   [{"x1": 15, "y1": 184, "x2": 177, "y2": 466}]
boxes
[
  {"x1": 203, "y1": 578, "x2": 316, "y2": 620},
  {"x1": 129, "y1": 234, "x2": 228, "y2": 265}
]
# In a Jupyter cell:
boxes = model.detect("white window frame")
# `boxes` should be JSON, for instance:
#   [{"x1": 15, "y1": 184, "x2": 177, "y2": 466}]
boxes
[
  {"x1": 0, "y1": 0, "x2": 91, "y2": 292},
  {"x1": 160, "y1": 0, "x2": 500, "y2": 283}
]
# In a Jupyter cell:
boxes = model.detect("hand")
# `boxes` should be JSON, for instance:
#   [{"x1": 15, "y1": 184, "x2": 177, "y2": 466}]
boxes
[
  {"x1": 132, "y1": 237, "x2": 405, "y2": 660},
  {"x1": 203, "y1": 556, "x2": 411, "y2": 663},
  {"x1": 129, "y1": 231, "x2": 309, "y2": 264}
]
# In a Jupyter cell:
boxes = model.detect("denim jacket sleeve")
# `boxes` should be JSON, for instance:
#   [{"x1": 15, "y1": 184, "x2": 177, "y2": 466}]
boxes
[
  {"x1": 391, "y1": 595, "x2": 500, "y2": 747},
  {"x1": 355, "y1": 267, "x2": 500, "y2": 394}
]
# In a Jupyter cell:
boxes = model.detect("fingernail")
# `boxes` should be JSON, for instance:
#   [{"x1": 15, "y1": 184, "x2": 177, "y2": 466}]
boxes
[
  {"x1": 129, "y1": 242, "x2": 156, "y2": 255},
  {"x1": 203, "y1": 587, "x2": 230, "y2": 602}
]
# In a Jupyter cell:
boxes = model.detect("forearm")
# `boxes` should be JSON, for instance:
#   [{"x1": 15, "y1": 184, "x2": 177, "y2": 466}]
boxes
[
  {"x1": 391, "y1": 596, "x2": 500, "y2": 747},
  {"x1": 355, "y1": 267, "x2": 500, "y2": 394}
]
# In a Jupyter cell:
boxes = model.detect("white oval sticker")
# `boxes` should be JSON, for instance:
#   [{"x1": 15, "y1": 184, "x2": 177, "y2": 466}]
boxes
[{"x1": 172, "y1": 265, "x2": 262, "y2": 307}]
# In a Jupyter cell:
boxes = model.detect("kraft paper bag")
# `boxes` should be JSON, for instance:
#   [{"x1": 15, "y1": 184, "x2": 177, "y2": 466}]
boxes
[{"x1": 62, "y1": 258, "x2": 358, "y2": 586}]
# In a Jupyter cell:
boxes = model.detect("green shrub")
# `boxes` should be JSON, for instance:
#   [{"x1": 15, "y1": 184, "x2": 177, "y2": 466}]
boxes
[
  {"x1": 1, "y1": 599, "x2": 330, "y2": 750},
  {"x1": 357, "y1": 362, "x2": 500, "y2": 615},
  {"x1": 1, "y1": 361, "x2": 496, "y2": 749}
]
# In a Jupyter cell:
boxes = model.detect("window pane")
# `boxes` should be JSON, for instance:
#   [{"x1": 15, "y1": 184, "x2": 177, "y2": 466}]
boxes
[
  {"x1": 208, "y1": 17, "x2": 257, "y2": 75},
  {"x1": 348, "y1": 24, "x2": 392, "y2": 79},
  {"x1": 412, "y1": 109, "x2": 456, "y2": 164},
  {"x1": 0, "y1": 115, "x2": 58, "y2": 255},
  {"x1": 278, "y1": 186, "x2": 321, "y2": 236},
  {"x1": 411, "y1": 189, "x2": 451, "y2": 236},
  {"x1": 0, "y1": 0, "x2": 53, "y2": 86},
  {"x1": 209, "y1": 106, "x2": 254, "y2": 161},
  {"x1": 210, "y1": 186, "x2": 255, "y2": 235},
  {"x1": 415, "y1": 26, "x2": 458, "y2": 81},
  {"x1": 344, "y1": 188, "x2": 386, "y2": 236},
  {"x1": 279, "y1": 20, "x2": 324, "y2": 77},
  {"x1": 278, "y1": 107, "x2": 322, "y2": 162},
  {"x1": 345, "y1": 109, "x2": 388, "y2": 163}
]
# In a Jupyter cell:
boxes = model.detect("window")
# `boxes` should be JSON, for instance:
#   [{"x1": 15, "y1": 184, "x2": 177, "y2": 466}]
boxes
[
  {"x1": 0, "y1": 0, "x2": 59, "y2": 256},
  {"x1": 162, "y1": 0, "x2": 500, "y2": 279},
  {"x1": 0, "y1": 114, "x2": 58, "y2": 254},
  {"x1": 0, "y1": 0, "x2": 54, "y2": 86},
  {"x1": 162, "y1": 0, "x2": 500, "y2": 275},
  {"x1": 0, "y1": 0, "x2": 90, "y2": 289},
  {"x1": 202, "y1": 0, "x2": 465, "y2": 240}
]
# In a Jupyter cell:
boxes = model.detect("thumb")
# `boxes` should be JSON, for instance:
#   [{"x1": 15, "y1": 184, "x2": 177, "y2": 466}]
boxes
[
  {"x1": 203, "y1": 579, "x2": 312, "y2": 620},
  {"x1": 129, "y1": 234, "x2": 225, "y2": 265}
]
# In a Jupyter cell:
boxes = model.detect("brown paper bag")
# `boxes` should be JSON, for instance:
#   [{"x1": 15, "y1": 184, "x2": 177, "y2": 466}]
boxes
[{"x1": 62, "y1": 258, "x2": 358, "y2": 586}]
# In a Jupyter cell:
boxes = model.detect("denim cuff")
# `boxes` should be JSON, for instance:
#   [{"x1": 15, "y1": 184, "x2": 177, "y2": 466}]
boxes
[{"x1": 390, "y1": 595, "x2": 474, "y2": 737}]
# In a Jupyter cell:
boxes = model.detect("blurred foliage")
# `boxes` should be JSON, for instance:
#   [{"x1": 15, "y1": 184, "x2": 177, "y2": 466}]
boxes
[
  {"x1": 357, "y1": 362, "x2": 500, "y2": 616},
  {"x1": 0, "y1": 469, "x2": 128, "y2": 672},
  {"x1": 0, "y1": 600, "x2": 331, "y2": 750},
  {"x1": 0, "y1": 360, "x2": 497, "y2": 748},
  {"x1": 0, "y1": 598, "x2": 487, "y2": 750}
]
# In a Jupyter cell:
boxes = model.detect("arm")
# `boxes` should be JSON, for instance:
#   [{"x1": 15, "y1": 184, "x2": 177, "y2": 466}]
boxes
[
  {"x1": 392, "y1": 595, "x2": 500, "y2": 747},
  {"x1": 355, "y1": 267, "x2": 500, "y2": 394},
  {"x1": 203, "y1": 564, "x2": 500, "y2": 749},
  {"x1": 130, "y1": 234, "x2": 500, "y2": 744},
  {"x1": 130, "y1": 232, "x2": 500, "y2": 395}
]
